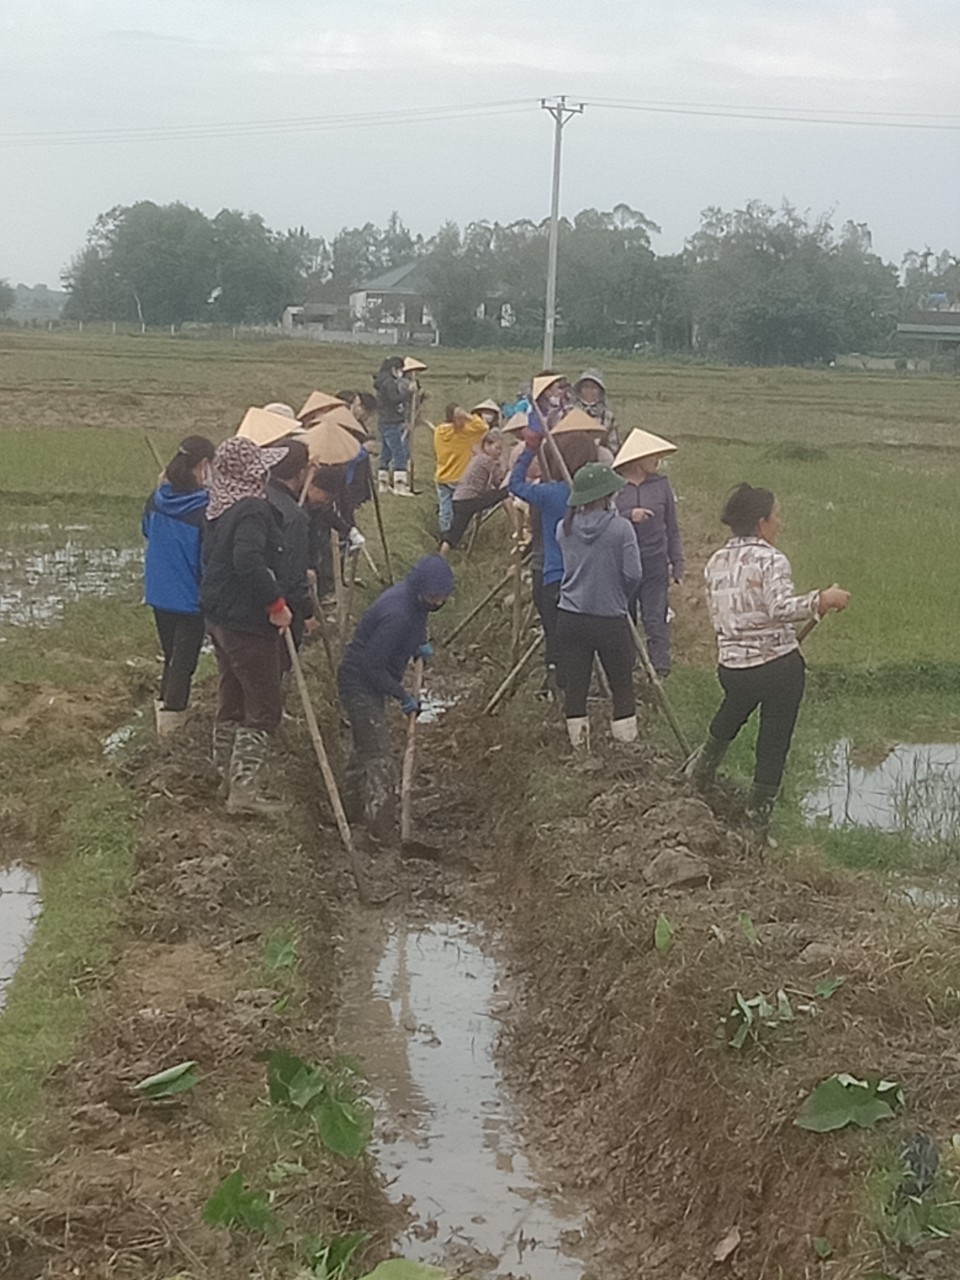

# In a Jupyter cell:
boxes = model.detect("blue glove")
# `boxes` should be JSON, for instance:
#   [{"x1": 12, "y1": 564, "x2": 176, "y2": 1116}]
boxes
[
  {"x1": 416, "y1": 643, "x2": 433, "y2": 661},
  {"x1": 400, "y1": 694, "x2": 420, "y2": 717}
]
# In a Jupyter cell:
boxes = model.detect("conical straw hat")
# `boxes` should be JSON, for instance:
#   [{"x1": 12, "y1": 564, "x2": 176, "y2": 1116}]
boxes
[
  {"x1": 613, "y1": 428, "x2": 678, "y2": 469},
  {"x1": 323, "y1": 404, "x2": 372, "y2": 442},
  {"x1": 552, "y1": 407, "x2": 606, "y2": 436},
  {"x1": 236, "y1": 406, "x2": 302, "y2": 447},
  {"x1": 402, "y1": 356, "x2": 428, "y2": 372},
  {"x1": 297, "y1": 390, "x2": 345, "y2": 421},
  {"x1": 532, "y1": 373, "x2": 562, "y2": 401},
  {"x1": 502, "y1": 411, "x2": 529, "y2": 435},
  {"x1": 300, "y1": 417, "x2": 362, "y2": 465},
  {"x1": 471, "y1": 398, "x2": 501, "y2": 416}
]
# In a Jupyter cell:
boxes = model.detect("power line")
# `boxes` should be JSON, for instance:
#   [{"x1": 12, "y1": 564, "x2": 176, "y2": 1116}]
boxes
[
  {"x1": 592, "y1": 95, "x2": 960, "y2": 122},
  {"x1": 587, "y1": 98, "x2": 960, "y2": 132}
]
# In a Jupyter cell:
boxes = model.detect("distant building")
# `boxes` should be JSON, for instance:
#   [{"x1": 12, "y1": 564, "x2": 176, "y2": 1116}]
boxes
[
  {"x1": 11, "y1": 283, "x2": 67, "y2": 323},
  {"x1": 348, "y1": 261, "x2": 438, "y2": 342},
  {"x1": 897, "y1": 309, "x2": 960, "y2": 365}
]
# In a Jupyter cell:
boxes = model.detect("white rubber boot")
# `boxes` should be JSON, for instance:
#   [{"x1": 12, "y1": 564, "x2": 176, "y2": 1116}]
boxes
[
  {"x1": 566, "y1": 716, "x2": 590, "y2": 752},
  {"x1": 156, "y1": 707, "x2": 187, "y2": 739},
  {"x1": 378, "y1": 471, "x2": 390, "y2": 494},
  {"x1": 392, "y1": 470, "x2": 415, "y2": 497},
  {"x1": 611, "y1": 715, "x2": 639, "y2": 744}
]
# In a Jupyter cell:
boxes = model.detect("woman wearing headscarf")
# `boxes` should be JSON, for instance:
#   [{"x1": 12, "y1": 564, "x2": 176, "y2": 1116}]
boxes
[
  {"x1": 690, "y1": 483, "x2": 850, "y2": 838},
  {"x1": 573, "y1": 369, "x2": 619, "y2": 451},
  {"x1": 141, "y1": 435, "x2": 215, "y2": 736},
  {"x1": 201, "y1": 435, "x2": 292, "y2": 816},
  {"x1": 556, "y1": 464, "x2": 643, "y2": 753},
  {"x1": 613, "y1": 428, "x2": 684, "y2": 678},
  {"x1": 338, "y1": 556, "x2": 455, "y2": 838}
]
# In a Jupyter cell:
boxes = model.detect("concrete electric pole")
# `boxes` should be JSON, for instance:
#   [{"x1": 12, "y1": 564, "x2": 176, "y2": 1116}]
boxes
[{"x1": 540, "y1": 95, "x2": 584, "y2": 368}]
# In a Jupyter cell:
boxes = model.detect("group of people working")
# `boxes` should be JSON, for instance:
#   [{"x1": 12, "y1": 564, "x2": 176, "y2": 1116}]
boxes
[{"x1": 141, "y1": 357, "x2": 850, "y2": 843}]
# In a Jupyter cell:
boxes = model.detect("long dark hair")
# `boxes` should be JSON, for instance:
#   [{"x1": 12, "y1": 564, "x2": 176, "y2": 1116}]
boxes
[
  {"x1": 721, "y1": 483, "x2": 775, "y2": 536},
  {"x1": 165, "y1": 435, "x2": 215, "y2": 492}
]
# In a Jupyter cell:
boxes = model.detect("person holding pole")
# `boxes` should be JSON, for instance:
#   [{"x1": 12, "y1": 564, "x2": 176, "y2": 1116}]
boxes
[
  {"x1": 690, "y1": 483, "x2": 850, "y2": 839},
  {"x1": 337, "y1": 555, "x2": 455, "y2": 840},
  {"x1": 373, "y1": 356, "x2": 416, "y2": 496},
  {"x1": 201, "y1": 436, "x2": 292, "y2": 817},
  {"x1": 433, "y1": 403, "x2": 489, "y2": 539},
  {"x1": 555, "y1": 464, "x2": 643, "y2": 753},
  {"x1": 266, "y1": 439, "x2": 314, "y2": 654}
]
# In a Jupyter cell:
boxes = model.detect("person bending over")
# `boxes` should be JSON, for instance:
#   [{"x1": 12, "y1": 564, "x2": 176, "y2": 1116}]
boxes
[
  {"x1": 440, "y1": 429, "x2": 508, "y2": 552},
  {"x1": 433, "y1": 403, "x2": 489, "y2": 538},
  {"x1": 690, "y1": 483, "x2": 850, "y2": 838}
]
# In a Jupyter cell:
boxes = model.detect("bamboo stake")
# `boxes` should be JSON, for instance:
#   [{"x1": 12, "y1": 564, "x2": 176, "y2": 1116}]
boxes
[
  {"x1": 484, "y1": 633, "x2": 544, "y2": 715},
  {"x1": 400, "y1": 658, "x2": 424, "y2": 842},
  {"x1": 330, "y1": 528, "x2": 345, "y2": 641},
  {"x1": 368, "y1": 457, "x2": 394, "y2": 584},
  {"x1": 509, "y1": 507, "x2": 523, "y2": 666},
  {"x1": 360, "y1": 542, "x2": 384, "y2": 584},
  {"x1": 283, "y1": 630, "x2": 367, "y2": 899},
  {"x1": 307, "y1": 577, "x2": 336, "y2": 680},
  {"x1": 444, "y1": 565, "x2": 516, "y2": 644},
  {"x1": 406, "y1": 385, "x2": 419, "y2": 490},
  {"x1": 340, "y1": 551, "x2": 359, "y2": 645},
  {"x1": 627, "y1": 617, "x2": 691, "y2": 756},
  {"x1": 143, "y1": 433, "x2": 165, "y2": 474}
]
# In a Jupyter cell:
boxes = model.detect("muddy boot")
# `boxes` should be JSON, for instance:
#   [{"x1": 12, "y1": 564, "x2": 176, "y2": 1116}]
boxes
[
  {"x1": 212, "y1": 721, "x2": 238, "y2": 796},
  {"x1": 378, "y1": 470, "x2": 390, "y2": 494},
  {"x1": 610, "y1": 715, "x2": 639, "y2": 744},
  {"x1": 745, "y1": 782, "x2": 779, "y2": 847},
  {"x1": 392, "y1": 470, "x2": 415, "y2": 497},
  {"x1": 156, "y1": 707, "x2": 187, "y2": 739},
  {"x1": 566, "y1": 716, "x2": 589, "y2": 753},
  {"x1": 226, "y1": 727, "x2": 289, "y2": 818},
  {"x1": 684, "y1": 732, "x2": 730, "y2": 790}
]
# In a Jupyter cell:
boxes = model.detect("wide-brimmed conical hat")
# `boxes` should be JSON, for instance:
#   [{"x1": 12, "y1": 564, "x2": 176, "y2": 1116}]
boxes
[
  {"x1": 322, "y1": 405, "x2": 372, "y2": 443},
  {"x1": 613, "y1": 428, "x2": 678, "y2": 469},
  {"x1": 300, "y1": 417, "x2": 362, "y2": 465},
  {"x1": 236, "y1": 406, "x2": 303, "y2": 447},
  {"x1": 471, "y1": 398, "x2": 501, "y2": 417},
  {"x1": 532, "y1": 373, "x2": 562, "y2": 401},
  {"x1": 552, "y1": 407, "x2": 606, "y2": 436},
  {"x1": 502, "y1": 412, "x2": 529, "y2": 435},
  {"x1": 297, "y1": 390, "x2": 345, "y2": 421},
  {"x1": 403, "y1": 356, "x2": 428, "y2": 372}
]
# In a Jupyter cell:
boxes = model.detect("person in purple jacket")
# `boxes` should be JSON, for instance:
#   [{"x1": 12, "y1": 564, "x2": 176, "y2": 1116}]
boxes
[{"x1": 613, "y1": 428, "x2": 684, "y2": 678}]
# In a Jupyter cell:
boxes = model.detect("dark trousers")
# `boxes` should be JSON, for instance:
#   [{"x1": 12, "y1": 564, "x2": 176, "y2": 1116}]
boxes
[
  {"x1": 445, "y1": 489, "x2": 508, "y2": 549},
  {"x1": 532, "y1": 572, "x2": 561, "y2": 671},
  {"x1": 709, "y1": 649, "x2": 805, "y2": 790},
  {"x1": 208, "y1": 624, "x2": 283, "y2": 733},
  {"x1": 556, "y1": 610, "x2": 636, "y2": 720},
  {"x1": 153, "y1": 608, "x2": 206, "y2": 711},
  {"x1": 630, "y1": 551, "x2": 671, "y2": 676},
  {"x1": 338, "y1": 680, "x2": 393, "y2": 827}
]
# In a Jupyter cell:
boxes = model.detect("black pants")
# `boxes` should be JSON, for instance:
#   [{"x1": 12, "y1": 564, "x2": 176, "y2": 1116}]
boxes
[
  {"x1": 556, "y1": 610, "x2": 636, "y2": 720},
  {"x1": 444, "y1": 488, "x2": 508, "y2": 549},
  {"x1": 532, "y1": 572, "x2": 561, "y2": 671},
  {"x1": 338, "y1": 679, "x2": 393, "y2": 830},
  {"x1": 709, "y1": 649, "x2": 805, "y2": 790},
  {"x1": 153, "y1": 608, "x2": 206, "y2": 711}
]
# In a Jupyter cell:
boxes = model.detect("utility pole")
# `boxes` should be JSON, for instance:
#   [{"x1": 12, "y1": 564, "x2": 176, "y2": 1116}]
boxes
[{"x1": 541, "y1": 95, "x2": 584, "y2": 369}]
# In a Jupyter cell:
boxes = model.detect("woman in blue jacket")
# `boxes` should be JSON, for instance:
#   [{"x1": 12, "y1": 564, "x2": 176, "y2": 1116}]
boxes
[{"x1": 141, "y1": 435, "x2": 215, "y2": 735}]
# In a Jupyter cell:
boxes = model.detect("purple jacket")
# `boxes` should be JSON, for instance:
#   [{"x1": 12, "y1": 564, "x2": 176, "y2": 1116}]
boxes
[{"x1": 615, "y1": 473, "x2": 684, "y2": 577}]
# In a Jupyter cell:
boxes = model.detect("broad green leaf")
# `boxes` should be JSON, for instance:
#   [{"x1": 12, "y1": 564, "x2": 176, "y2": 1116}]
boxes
[
  {"x1": 305, "y1": 1230, "x2": 370, "y2": 1278},
  {"x1": 814, "y1": 977, "x2": 845, "y2": 1000},
  {"x1": 654, "y1": 914, "x2": 675, "y2": 954},
  {"x1": 267, "y1": 1160, "x2": 308, "y2": 1184},
  {"x1": 359, "y1": 1263, "x2": 451, "y2": 1280},
  {"x1": 265, "y1": 936, "x2": 298, "y2": 971},
  {"x1": 775, "y1": 990, "x2": 794, "y2": 1021},
  {"x1": 813, "y1": 1236, "x2": 833, "y2": 1259},
  {"x1": 202, "y1": 1170, "x2": 276, "y2": 1234},
  {"x1": 729, "y1": 1020, "x2": 752, "y2": 1050},
  {"x1": 318, "y1": 1096, "x2": 373, "y2": 1159},
  {"x1": 288, "y1": 1065, "x2": 327, "y2": 1111},
  {"x1": 739, "y1": 912, "x2": 758, "y2": 945},
  {"x1": 265, "y1": 1049, "x2": 325, "y2": 1110},
  {"x1": 134, "y1": 1060, "x2": 199, "y2": 1099},
  {"x1": 795, "y1": 1075, "x2": 903, "y2": 1133}
]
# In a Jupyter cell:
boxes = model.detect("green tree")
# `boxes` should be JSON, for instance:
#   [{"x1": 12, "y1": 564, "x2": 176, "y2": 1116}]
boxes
[{"x1": 0, "y1": 279, "x2": 15, "y2": 318}]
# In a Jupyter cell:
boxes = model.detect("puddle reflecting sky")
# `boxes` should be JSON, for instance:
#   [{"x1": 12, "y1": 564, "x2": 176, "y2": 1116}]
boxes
[
  {"x1": 340, "y1": 920, "x2": 584, "y2": 1279},
  {"x1": 804, "y1": 740, "x2": 960, "y2": 843},
  {"x1": 0, "y1": 542, "x2": 141, "y2": 627},
  {"x1": 0, "y1": 864, "x2": 40, "y2": 1009}
]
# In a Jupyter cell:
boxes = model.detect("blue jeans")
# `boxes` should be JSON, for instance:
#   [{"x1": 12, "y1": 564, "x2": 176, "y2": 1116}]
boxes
[
  {"x1": 630, "y1": 551, "x2": 671, "y2": 675},
  {"x1": 436, "y1": 482, "x2": 456, "y2": 534},
  {"x1": 379, "y1": 423, "x2": 408, "y2": 472}
]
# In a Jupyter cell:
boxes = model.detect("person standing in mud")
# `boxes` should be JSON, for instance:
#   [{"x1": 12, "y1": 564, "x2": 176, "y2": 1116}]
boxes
[
  {"x1": 690, "y1": 483, "x2": 850, "y2": 837},
  {"x1": 266, "y1": 439, "x2": 314, "y2": 653},
  {"x1": 141, "y1": 435, "x2": 216, "y2": 738},
  {"x1": 337, "y1": 556, "x2": 454, "y2": 840},
  {"x1": 201, "y1": 436, "x2": 292, "y2": 818},
  {"x1": 613, "y1": 428, "x2": 684, "y2": 678}
]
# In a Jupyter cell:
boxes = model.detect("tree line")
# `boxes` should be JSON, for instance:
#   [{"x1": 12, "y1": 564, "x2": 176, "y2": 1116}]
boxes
[{"x1": 15, "y1": 198, "x2": 958, "y2": 363}]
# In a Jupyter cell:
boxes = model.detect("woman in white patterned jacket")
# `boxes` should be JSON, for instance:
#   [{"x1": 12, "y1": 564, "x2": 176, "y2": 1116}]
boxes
[{"x1": 688, "y1": 483, "x2": 850, "y2": 838}]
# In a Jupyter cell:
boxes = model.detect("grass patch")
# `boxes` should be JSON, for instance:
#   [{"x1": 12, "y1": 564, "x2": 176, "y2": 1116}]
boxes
[{"x1": 0, "y1": 780, "x2": 135, "y2": 1181}]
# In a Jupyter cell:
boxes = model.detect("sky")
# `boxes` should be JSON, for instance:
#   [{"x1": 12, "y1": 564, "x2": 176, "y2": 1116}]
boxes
[{"x1": 2, "y1": 0, "x2": 959, "y2": 286}]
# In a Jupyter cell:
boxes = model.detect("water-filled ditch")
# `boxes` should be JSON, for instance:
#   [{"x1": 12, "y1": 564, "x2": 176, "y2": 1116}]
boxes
[{"x1": 0, "y1": 864, "x2": 40, "y2": 1010}]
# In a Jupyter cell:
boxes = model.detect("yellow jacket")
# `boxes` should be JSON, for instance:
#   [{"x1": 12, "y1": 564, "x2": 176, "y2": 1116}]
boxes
[{"x1": 433, "y1": 417, "x2": 489, "y2": 484}]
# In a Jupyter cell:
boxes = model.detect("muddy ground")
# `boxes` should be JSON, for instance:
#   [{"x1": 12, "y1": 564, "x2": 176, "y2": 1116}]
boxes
[{"x1": 3, "y1": 637, "x2": 960, "y2": 1279}]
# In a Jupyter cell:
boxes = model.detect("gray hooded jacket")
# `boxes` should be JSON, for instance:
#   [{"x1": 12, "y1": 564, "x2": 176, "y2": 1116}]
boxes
[{"x1": 557, "y1": 508, "x2": 643, "y2": 617}]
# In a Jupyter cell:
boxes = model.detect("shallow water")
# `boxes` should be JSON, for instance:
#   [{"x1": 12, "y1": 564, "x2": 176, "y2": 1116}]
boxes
[
  {"x1": 0, "y1": 541, "x2": 141, "y2": 627},
  {"x1": 340, "y1": 919, "x2": 584, "y2": 1278},
  {"x1": 0, "y1": 864, "x2": 41, "y2": 1009},
  {"x1": 804, "y1": 739, "x2": 960, "y2": 843}
]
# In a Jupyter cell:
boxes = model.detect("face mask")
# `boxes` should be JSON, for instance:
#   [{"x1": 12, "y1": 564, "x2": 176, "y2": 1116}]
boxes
[{"x1": 424, "y1": 600, "x2": 446, "y2": 612}]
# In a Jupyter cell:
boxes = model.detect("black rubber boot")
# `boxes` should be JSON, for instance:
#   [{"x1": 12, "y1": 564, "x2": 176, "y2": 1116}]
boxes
[
  {"x1": 685, "y1": 733, "x2": 730, "y2": 790},
  {"x1": 745, "y1": 782, "x2": 779, "y2": 846}
]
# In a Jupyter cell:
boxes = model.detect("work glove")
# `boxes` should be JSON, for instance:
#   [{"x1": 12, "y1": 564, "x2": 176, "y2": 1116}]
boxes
[
  {"x1": 400, "y1": 694, "x2": 421, "y2": 718},
  {"x1": 348, "y1": 527, "x2": 366, "y2": 552},
  {"x1": 415, "y1": 643, "x2": 433, "y2": 661}
]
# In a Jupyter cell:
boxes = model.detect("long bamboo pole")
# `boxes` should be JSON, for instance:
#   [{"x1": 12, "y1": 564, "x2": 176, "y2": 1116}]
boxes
[
  {"x1": 400, "y1": 658, "x2": 424, "y2": 842},
  {"x1": 330, "y1": 528, "x2": 345, "y2": 642},
  {"x1": 484, "y1": 633, "x2": 544, "y2": 716},
  {"x1": 367, "y1": 457, "x2": 394, "y2": 584},
  {"x1": 444, "y1": 565, "x2": 516, "y2": 644},
  {"x1": 627, "y1": 617, "x2": 691, "y2": 756}
]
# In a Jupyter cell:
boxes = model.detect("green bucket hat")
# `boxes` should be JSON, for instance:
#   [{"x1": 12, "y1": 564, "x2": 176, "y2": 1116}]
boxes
[{"x1": 567, "y1": 462, "x2": 625, "y2": 507}]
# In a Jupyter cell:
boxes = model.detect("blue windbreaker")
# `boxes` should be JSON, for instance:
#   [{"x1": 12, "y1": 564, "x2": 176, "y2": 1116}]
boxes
[
  {"x1": 141, "y1": 484, "x2": 208, "y2": 615},
  {"x1": 508, "y1": 446, "x2": 569, "y2": 586}
]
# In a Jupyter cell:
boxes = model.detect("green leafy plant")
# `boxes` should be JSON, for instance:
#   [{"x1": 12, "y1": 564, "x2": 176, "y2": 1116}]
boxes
[
  {"x1": 264, "y1": 1050, "x2": 373, "y2": 1159},
  {"x1": 724, "y1": 989, "x2": 794, "y2": 1050},
  {"x1": 814, "y1": 977, "x2": 845, "y2": 999},
  {"x1": 304, "y1": 1229, "x2": 369, "y2": 1278},
  {"x1": 202, "y1": 1170, "x2": 277, "y2": 1234},
  {"x1": 265, "y1": 935, "x2": 298, "y2": 972},
  {"x1": 812, "y1": 1236, "x2": 833, "y2": 1259},
  {"x1": 134, "y1": 1060, "x2": 199, "y2": 1100},
  {"x1": 654, "y1": 914, "x2": 675, "y2": 954},
  {"x1": 358, "y1": 1264, "x2": 451, "y2": 1280},
  {"x1": 739, "y1": 912, "x2": 758, "y2": 945},
  {"x1": 795, "y1": 1075, "x2": 904, "y2": 1133}
]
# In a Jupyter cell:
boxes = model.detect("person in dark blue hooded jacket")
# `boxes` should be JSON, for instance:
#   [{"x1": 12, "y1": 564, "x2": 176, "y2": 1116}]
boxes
[
  {"x1": 141, "y1": 435, "x2": 215, "y2": 734},
  {"x1": 338, "y1": 555, "x2": 455, "y2": 837}
]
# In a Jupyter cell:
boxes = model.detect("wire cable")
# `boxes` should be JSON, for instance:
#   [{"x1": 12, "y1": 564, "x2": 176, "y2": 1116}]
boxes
[{"x1": 586, "y1": 98, "x2": 960, "y2": 132}]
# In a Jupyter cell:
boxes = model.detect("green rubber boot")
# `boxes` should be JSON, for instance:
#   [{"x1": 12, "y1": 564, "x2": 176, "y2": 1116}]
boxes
[
  {"x1": 226, "y1": 727, "x2": 289, "y2": 818},
  {"x1": 745, "y1": 782, "x2": 779, "y2": 846},
  {"x1": 685, "y1": 733, "x2": 730, "y2": 790}
]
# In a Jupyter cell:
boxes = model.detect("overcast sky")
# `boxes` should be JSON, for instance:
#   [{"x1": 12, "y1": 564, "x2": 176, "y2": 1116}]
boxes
[{"x1": 3, "y1": 0, "x2": 959, "y2": 285}]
